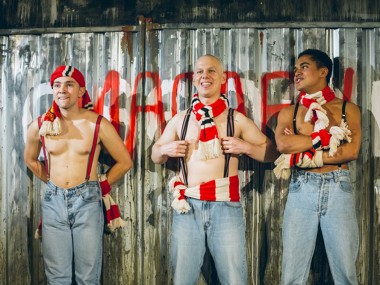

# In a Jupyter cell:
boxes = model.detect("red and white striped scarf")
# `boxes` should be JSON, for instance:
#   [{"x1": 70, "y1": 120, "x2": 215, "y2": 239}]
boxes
[
  {"x1": 191, "y1": 94, "x2": 229, "y2": 160},
  {"x1": 298, "y1": 86, "x2": 335, "y2": 131},
  {"x1": 169, "y1": 175, "x2": 240, "y2": 214}
]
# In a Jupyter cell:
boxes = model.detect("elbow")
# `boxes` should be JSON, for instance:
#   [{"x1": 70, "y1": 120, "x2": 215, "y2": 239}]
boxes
[
  {"x1": 125, "y1": 160, "x2": 133, "y2": 172},
  {"x1": 119, "y1": 159, "x2": 133, "y2": 174},
  {"x1": 349, "y1": 149, "x2": 360, "y2": 161},
  {"x1": 276, "y1": 140, "x2": 288, "y2": 154}
]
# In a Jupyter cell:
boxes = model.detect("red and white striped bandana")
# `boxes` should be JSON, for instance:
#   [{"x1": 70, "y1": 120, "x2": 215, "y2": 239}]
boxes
[
  {"x1": 39, "y1": 65, "x2": 93, "y2": 136},
  {"x1": 191, "y1": 94, "x2": 229, "y2": 160},
  {"x1": 169, "y1": 175, "x2": 240, "y2": 214}
]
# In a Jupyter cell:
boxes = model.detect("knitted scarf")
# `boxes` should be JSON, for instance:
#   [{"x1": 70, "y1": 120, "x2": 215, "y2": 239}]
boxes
[
  {"x1": 191, "y1": 94, "x2": 228, "y2": 160},
  {"x1": 169, "y1": 175, "x2": 240, "y2": 214},
  {"x1": 298, "y1": 85, "x2": 335, "y2": 131},
  {"x1": 274, "y1": 86, "x2": 352, "y2": 180}
]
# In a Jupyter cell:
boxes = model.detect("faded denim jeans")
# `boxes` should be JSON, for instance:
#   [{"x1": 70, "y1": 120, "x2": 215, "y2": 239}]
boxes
[
  {"x1": 281, "y1": 169, "x2": 359, "y2": 285},
  {"x1": 42, "y1": 180, "x2": 104, "y2": 285},
  {"x1": 170, "y1": 197, "x2": 247, "y2": 285}
]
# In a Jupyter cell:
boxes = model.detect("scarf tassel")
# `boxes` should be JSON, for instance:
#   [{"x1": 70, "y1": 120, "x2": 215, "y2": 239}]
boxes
[
  {"x1": 39, "y1": 117, "x2": 62, "y2": 136},
  {"x1": 198, "y1": 137, "x2": 222, "y2": 160}
]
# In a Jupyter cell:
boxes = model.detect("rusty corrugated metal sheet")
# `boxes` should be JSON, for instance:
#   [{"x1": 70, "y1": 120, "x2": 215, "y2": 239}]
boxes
[{"x1": 0, "y1": 21, "x2": 379, "y2": 284}]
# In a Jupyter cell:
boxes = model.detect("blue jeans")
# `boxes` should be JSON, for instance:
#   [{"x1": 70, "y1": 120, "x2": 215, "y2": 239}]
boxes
[
  {"x1": 281, "y1": 169, "x2": 359, "y2": 285},
  {"x1": 170, "y1": 197, "x2": 247, "y2": 285},
  {"x1": 42, "y1": 181, "x2": 104, "y2": 285}
]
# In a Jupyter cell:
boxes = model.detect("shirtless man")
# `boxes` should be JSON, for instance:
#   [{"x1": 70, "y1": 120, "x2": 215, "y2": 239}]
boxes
[
  {"x1": 24, "y1": 66, "x2": 133, "y2": 284},
  {"x1": 275, "y1": 49, "x2": 361, "y2": 284},
  {"x1": 151, "y1": 54, "x2": 278, "y2": 285}
]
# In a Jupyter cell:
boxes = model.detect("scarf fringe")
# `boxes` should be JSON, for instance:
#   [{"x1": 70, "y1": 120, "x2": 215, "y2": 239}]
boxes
[
  {"x1": 39, "y1": 117, "x2": 62, "y2": 136},
  {"x1": 328, "y1": 120, "x2": 352, "y2": 157},
  {"x1": 169, "y1": 176, "x2": 191, "y2": 214},
  {"x1": 198, "y1": 137, "x2": 222, "y2": 160}
]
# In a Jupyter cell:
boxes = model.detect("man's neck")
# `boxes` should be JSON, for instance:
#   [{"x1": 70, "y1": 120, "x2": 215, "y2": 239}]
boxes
[
  {"x1": 300, "y1": 83, "x2": 328, "y2": 94},
  {"x1": 198, "y1": 94, "x2": 221, "y2": 105},
  {"x1": 59, "y1": 106, "x2": 83, "y2": 120}
]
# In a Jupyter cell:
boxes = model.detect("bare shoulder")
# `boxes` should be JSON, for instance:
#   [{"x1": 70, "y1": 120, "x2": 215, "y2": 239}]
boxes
[
  {"x1": 345, "y1": 100, "x2": 361, "y2": 115},
  {"x1": 278, "y1": 104, "x2": 296, "y2": 118},
  {"x1": 166, "y1": 110, "x2": 189, "y2": 129}
]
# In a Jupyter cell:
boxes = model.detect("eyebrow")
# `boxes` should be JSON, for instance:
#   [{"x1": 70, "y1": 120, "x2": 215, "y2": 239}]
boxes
[{"x1": 53, "y1": 80, "x2": 76, "y2": 84}]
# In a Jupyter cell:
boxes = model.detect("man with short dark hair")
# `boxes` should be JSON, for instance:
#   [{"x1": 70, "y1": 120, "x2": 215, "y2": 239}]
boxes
[{"x1": 275, "y1": 49, "x2": 361, "y2": 284}]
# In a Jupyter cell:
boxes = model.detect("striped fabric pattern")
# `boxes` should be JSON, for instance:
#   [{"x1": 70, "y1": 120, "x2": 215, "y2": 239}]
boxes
[
  {"x1": 191, "y1": 94, "x2": 229, "y2": 160},
  {"x1": 169, "y1": 175, "x2": 240, "y2": 214}
]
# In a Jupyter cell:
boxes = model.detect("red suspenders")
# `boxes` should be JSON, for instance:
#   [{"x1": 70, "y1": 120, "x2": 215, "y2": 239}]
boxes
[{"x1": 37, "y1": 115, "x2": 102, "y2": 181}]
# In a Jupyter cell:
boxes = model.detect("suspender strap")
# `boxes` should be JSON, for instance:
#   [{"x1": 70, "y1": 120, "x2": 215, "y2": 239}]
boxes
[
  {"x1": 85, "y1": 115, "x2": 102, "y2": 181},
  {"x1": 338, "y1": 100, "x2": 347, "y2": 168},
  {"x1": 179, "y1": 107, "x2": 235, "y2": 185},
  {"x1": 38, "y1": 116, "x2": 50, "y2": 179},
  {"x1": 179, "y1": 108, "x2": 192, "y2": 185},
  {"x1": 293, "y1": 102, "x2": 299, "y2": 135},
  {"x1": 224, "y1": 108, "x2": 235, "y2": 177},
  {"x1": 342, "y1": 100, "x2": 347, "y2": 122}
]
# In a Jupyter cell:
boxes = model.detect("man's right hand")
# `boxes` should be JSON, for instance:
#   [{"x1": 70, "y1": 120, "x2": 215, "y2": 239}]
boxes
[{"x1": 160, "y1": 140, "x2": 188, "y2": 158}]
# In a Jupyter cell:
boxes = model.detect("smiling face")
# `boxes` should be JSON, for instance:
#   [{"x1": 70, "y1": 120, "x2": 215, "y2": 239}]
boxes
[
  {"x1": 193, "y1": 55, "x2": 226, "y2": 104},
  {"x1": 52, "y1": 77, "x2": 85, "y2": 111},
  {"x1": 294, "y1": 54, "x2": 328, "y2": 94}
]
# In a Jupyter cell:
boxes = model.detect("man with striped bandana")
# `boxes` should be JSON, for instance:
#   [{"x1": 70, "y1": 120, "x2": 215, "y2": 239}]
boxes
[
  {"x1": 152, "y1": 55, "x2": 278, "y2": 285},
  {"x1": 24, "y1": 66, "x2": 133, "y2": 284}
]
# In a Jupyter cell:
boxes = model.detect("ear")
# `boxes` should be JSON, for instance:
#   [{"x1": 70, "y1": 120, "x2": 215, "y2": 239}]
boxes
[
  {"x1": 221, "y1": 72, "x2": 227, "y2": 84},
  {"x1": 78, "y1": 87, "x2": 86, "y2": 97},
  {"x1": 320, "y1": 67, "x2": 328, "y2": 78}
]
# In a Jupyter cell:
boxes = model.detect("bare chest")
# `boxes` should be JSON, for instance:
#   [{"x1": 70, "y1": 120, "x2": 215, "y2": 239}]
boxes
[{"x1": 43, "y1": 121, "x2": 96, "y2": 156}]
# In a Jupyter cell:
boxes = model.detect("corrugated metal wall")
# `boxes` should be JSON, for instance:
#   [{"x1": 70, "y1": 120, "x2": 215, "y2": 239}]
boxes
[{"x1": 1, "y1": 20, "x2": 380, "y2": 285}]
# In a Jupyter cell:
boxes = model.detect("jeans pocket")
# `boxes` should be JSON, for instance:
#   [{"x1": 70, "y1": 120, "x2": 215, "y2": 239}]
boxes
[
  {"x1": 289, "y1": 177, "x2": 302, "y2": 193},
  {"x1": 80, "y1": 188, "x2": 101, "y2": 203},
  {"x1": 339, "y1": 176, "x2": 352, "y2": 193},
  {"x1": 44, "y1": 190, "x2": 53, "y2": 202}
]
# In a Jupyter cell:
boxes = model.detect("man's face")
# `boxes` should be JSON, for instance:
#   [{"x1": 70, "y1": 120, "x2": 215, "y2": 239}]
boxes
[
  {"x1": 193, "y1": 56, "x2": 226, "y2": 100},
  {"x1": 294, "y1": 55, "x2": 328, "y2": 94},
  {"x1": 52, "y1": 77, "x2": 85, "y2": 110}
]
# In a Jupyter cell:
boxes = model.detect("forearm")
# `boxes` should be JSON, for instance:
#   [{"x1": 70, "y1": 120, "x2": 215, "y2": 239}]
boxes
[
  {"x1": 26, "y1": 160, "x2": 48, "y2": 183},
  {"x1": 104, "y1": 161, "x2": 132, "y2": 186},
  {"x1": 151, "y1": 144, "x2": 169, "y2": 164},
  {"x1": 276, "y1": 134, "x2": 313, "y2": 154},
  {"x1": 322, "y1": 142, "x2": 360, "y2": 165},
  {"x1": 245, "y1": 140, "x2": 279, "y2": 163}
]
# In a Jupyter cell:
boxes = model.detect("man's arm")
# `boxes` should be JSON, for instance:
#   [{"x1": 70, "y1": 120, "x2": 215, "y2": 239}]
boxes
[
  {"x1": 275, "y1": 106, "x2": 313, "y2": 154},
  {"x1": 99, "y1": 118, "x2": 133, "y2": 185},
  {"x1": 222, "y1": 112, "x2": 279, "y2": 162},
  {"x1": 24, "y1": 120, "x2": 48, "y2": 183},
  {"x1": 323, "y1": 102, "x2": 361, "y2": 164},
  {"x1": 151, "y1": 113, "x2": 188, "y2": 164}
]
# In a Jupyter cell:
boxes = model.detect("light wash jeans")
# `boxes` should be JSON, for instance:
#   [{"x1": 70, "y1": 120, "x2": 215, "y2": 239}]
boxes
[
  {"x1": 171, "y1": 197, "x2": 247, "y2": 285},
  {"x1": 42, "y1": 180, "x2": 104, "y2": 285},
  {"x1": 281, "y1": 169, "x2": 359, "y2": 285}
]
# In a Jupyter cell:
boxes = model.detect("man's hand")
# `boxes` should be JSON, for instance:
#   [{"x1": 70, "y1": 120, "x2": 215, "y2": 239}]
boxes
[
  {"x1": 160, "y1": 140, "x2": 188, "y2": 157},
  {"x1": 221, "y1": 137, "x2": 248, "y2": 155}
]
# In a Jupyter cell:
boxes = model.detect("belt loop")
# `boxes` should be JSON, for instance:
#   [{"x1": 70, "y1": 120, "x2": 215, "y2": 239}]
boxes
[
  {"x1": 303, "y1": 172, "x2": 308, "y2": 183},
  {"x1": 334, "y1": 171, "x2": 338, "y2": 183}
]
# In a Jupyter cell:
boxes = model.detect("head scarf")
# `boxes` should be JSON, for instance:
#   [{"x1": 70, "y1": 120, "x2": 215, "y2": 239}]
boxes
[{"x1": 39, "y1": 65, "x2": 93, "y2": 136}]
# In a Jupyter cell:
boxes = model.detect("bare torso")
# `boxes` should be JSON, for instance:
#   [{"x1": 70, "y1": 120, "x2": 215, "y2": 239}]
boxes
[
  {"x1": 177, "y1": 109, "x2": 239, "y2": 187},
  {"x1": 43, "y1": 111, "x2": 101, "y2": 188}
]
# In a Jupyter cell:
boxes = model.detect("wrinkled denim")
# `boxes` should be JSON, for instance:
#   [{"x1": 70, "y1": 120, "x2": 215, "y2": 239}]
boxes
[
  {"x1": 171, "y1": 197, "x2": 247, "y2": 285},
  {"x1": 281, "y1": 170, "x2": 359, "y2": 285},
  {"x1": 42, "y1": 180, "x2": 104, "y2": 285}
]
